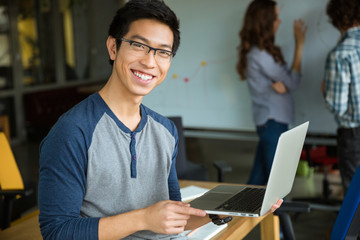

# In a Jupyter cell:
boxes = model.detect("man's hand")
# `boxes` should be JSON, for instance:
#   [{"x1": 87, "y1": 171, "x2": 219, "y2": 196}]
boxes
[
  {"x1": 211, "y1": 199, "x2": 283, "y2": 224},
  {"x1": 268, "y1": 199, "x2": 284, "y2": 214},
  {"x1": 143, "y1": 200, "x2": 206, "y2": 235}
]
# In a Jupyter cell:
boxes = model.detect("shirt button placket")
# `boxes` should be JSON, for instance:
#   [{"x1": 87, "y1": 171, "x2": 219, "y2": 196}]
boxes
[{"x1": 130, "y1": 133, "x2": 137, "y2": 178}]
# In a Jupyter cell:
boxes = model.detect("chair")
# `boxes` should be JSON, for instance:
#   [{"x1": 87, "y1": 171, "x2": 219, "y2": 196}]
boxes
[
  {"x1": 274, "y1": 201, "x2": 311, "y2": 240},
  {"x1": 0, "y1": 115, "x2": 10, "y2": 140},
  {"x1": 330, "y1": 165, "x2": 360, "y2": 240},
  {"x1": 0, "y1": 132, "x2": 35, "y2": 230},
  {"x1": 213, "y1": 160, "x2": 232, "y2": 182},
  {"x1": 168, "y1": 116, "x2": 209, "y2": 181},
  {"x1": 293, "y1": 145, "x2": 341, "y2": 206},
  {"x1": 306, "y1": 145, "x2": 339, "y2": 199}
]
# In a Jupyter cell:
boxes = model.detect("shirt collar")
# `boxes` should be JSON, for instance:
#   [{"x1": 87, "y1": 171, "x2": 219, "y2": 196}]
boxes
[{"x1": 341, "y1": 26, "x2": 360, "y2": 41}]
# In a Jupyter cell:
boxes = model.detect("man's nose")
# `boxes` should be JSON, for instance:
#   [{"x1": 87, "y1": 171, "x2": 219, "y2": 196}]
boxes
[{"x1": 141, "y1": 49, "x2": 157, "y2": 67}]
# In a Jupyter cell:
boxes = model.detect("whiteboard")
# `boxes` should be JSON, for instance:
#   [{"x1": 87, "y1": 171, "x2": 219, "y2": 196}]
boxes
[{"x1": 142, "y1": 0, "x2": 340, "y2": 134}]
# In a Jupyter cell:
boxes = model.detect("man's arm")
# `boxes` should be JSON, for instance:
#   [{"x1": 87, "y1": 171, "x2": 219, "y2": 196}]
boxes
[
  {"x1": 323, "y1": 52, "x2": 351, "y2": 116},
  {"x1": 38, "y1": 122, "x2": 99, "y2": 240},
  {"x1": 99, "y1": 201, "x2": 206, "y2": 240}
]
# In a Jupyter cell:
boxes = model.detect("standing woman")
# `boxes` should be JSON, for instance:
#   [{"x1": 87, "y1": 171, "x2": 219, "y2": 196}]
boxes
[{"x1": 237, "y1": 0, "x2": 307, "y2": 185}]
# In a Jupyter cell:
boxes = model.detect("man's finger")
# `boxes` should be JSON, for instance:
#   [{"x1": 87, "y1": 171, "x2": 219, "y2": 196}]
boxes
[{"x1": 177, "y1": 205, "x2": 206, "y2": 217}]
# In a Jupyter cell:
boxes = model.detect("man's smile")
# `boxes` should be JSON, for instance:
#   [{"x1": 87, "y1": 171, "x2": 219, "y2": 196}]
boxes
[{"x1": 132, "y1": 70, "x2": 154, "y2": 82}]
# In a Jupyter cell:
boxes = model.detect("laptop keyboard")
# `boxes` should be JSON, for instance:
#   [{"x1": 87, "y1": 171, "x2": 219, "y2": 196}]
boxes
[{"x1": 215, "y1": 187, "x2": 266, "y2": 212}]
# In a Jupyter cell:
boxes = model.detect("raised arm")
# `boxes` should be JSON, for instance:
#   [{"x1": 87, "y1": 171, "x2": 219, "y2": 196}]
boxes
[
  {"x1": 271, "y1": 19, "x2": 307, "y2": 94},
  {"x1": 291, "y1": 19, "x2": 307, "y2": 73}
]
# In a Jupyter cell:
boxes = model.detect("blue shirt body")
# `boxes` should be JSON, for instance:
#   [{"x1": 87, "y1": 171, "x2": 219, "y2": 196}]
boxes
[
  {"x1": 38, "y1": 93, "x2": 183, "y2": 240},
  {"x1": 246, "y1": 47, "x2": 301, "y2": 126},
  {"x1": 324, "y1": 27, "x2": 360, "y2": 128}
]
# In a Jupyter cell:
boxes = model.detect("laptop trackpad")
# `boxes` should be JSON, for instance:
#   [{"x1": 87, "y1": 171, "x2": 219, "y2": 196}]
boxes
[
  {"x1": 189, "y1": 191, "x2": 234, "y2": 210},
  {"x1": 204, "y1": 192, "x2": 233, "y2": 202}
]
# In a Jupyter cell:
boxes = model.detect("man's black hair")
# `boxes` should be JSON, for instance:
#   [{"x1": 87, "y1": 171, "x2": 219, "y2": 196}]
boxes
[
  {"x1": 327, "y1": 0, "x2": 360, "y2": 31},
  {"x1": 108, "y1": 0, "x2": 180, "y2": 66}
]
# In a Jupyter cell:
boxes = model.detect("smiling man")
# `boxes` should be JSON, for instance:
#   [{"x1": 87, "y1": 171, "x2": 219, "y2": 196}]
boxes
[
  {"x1": 38, "y1": 1, "x2": 208, "y2": 239},
  {"x1": 38, "y1": 1, "x2": 284, "y2": 239}
]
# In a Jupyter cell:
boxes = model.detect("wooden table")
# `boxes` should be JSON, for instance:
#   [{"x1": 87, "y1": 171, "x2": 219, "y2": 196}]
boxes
[
  {"x1": 0, "y1": 210, "x2": 41, "y2": 240},
  {"x1": 179, "y1": 180, "x2": 280, "y2": 240},
  {"x1": 0, "y1": 181, "x2": 279, "y2": 240}
]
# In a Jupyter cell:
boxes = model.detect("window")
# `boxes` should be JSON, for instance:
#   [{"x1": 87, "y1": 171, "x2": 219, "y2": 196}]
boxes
[
  {"x1": 60, "y1": 0, "x2": 90, "y2": 81},
  {"x1": 0, "y1": 1, "x2": 12, "y2": 89},
  {"x1": 17, "y1": 0, "x2": 56, "y2": 86}
]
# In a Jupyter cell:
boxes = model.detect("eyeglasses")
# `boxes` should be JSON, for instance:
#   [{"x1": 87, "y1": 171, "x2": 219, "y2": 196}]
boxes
[{"x1": 120, "y1": 38, "x2": 175, "y2": 63}]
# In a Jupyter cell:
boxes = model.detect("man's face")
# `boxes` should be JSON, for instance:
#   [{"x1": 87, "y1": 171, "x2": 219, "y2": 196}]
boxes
[{"x1": 108, "y1": 19, "x2": 174, "y2": 98}]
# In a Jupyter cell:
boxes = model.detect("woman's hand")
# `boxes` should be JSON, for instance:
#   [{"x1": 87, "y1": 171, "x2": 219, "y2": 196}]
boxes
[
  {"x1": 271, "y1": 81, "x2": 287, "y2": 94},
  {"x1": 291, "y1": 19, "x2": 307, "y2": 72},
  {"x1": 293, "y1": 19, "x2": 307, "y2": 48}
]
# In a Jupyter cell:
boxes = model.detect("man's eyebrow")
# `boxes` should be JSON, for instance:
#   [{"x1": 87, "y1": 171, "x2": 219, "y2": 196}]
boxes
[{"x1": 129, "y1": 34, "x2": 173, "y2": 50}]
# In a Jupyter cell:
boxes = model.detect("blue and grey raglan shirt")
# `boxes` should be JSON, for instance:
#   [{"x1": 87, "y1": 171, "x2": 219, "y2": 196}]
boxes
[{"x1": 38, "y1": 93, "x2": 186, "y2": 240}]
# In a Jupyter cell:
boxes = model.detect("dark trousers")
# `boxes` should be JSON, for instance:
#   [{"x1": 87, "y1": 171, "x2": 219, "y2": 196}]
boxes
[
  {"x1": 337, "y1": 127, "x2": 360, "y2": 193},
  {"x1": 247, "y1": 120, "x2": 288, "y2": 185}
]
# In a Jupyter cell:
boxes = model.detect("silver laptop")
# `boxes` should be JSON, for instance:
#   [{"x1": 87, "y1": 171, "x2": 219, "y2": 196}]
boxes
[{"x1": 189, "y1": 121, "x2": 309, "y2": 217}]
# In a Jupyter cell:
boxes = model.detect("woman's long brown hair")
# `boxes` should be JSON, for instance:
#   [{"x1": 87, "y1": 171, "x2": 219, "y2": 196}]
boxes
[{"x1": 236, "y1": 0, "x2": 285, "y2": 80}]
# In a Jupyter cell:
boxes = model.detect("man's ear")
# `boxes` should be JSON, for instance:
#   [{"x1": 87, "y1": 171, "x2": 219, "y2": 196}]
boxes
[{"x1": 106, "y1": 36, "x2": 117, "y2": 60}]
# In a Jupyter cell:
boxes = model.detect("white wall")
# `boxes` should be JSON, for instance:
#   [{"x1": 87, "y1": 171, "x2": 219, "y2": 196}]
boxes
[{"x1": 142, "y1": 0, "x2": 339, "y2": 135}]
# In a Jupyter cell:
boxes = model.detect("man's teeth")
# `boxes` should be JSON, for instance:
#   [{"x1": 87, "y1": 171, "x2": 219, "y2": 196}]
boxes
[{"x1": 134, "y1": 71, "x2": 152, "y2": 81}]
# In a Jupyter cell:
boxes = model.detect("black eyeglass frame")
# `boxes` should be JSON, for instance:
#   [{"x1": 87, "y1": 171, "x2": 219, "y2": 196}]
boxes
[{"x1": 120, "y1": 38, "x2": 176, "y2": 60}]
